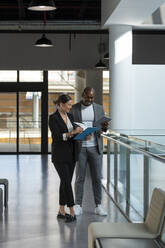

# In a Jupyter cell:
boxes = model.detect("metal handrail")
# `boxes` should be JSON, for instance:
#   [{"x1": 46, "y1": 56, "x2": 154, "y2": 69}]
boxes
[
  {"x1": 102, "y1": 133, "x2": 165, "y2": 164},
  {"x1": 110, "y1": 130, "x2": 165, "y2": 150}
]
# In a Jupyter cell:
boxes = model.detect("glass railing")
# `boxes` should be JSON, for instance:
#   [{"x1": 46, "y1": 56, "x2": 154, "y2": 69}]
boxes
[{"x1": 102, "y1": 130, "x2": 165, "y2": 244}]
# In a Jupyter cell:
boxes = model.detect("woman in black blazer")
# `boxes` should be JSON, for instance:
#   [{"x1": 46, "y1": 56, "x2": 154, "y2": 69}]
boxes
[{"x1": 49, "y1": 94, "x2": 82, "y2": 222}]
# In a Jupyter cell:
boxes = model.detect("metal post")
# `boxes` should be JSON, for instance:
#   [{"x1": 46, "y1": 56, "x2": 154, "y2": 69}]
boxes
[
  {"x1": 143, "y1": 141, "x2": 150, "y2": 219},
  {"x1": 107, "y1": 140, "x2": 111, "y2": 191},
  {"x1": 114, "y1": 142, "x2": 118, "y2": 192},
  {"x1": 143, "y1": 154, "x2": 149, "y2": 219},
  {"x1": 126, "y1": 148, "x2": 130, "y2": 205}
]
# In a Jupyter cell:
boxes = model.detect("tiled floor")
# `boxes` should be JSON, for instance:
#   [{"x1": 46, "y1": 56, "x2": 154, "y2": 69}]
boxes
[{"x1": 0, "y1": 155, "x2": 127, "y2": 248}]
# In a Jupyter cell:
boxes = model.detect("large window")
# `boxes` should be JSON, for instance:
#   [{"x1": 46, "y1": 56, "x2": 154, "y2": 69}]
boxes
[
  {"x1": 0, "y1": 71, "x2": 17, "y2": 82},
  {"x1": 19, "y1": 71, "x2": 43, "y2": 82},
  {"x1": 0, "y1": 70, "x2": 110, "y2": 153}
]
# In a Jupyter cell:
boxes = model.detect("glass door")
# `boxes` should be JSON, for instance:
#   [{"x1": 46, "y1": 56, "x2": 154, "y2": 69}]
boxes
[
  {"x1": 19, "y1": 92, "x2": 41, "y2": 152},
  {"x1": 0, "y1": 93, "x2": 17, "y2": 152}
]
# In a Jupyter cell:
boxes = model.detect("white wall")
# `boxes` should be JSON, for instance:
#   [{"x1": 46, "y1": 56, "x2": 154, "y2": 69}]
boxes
[
  {"x1": 0, "y1": 33, "x2": 108, "y2": 70},
  {"x1": 110, "y1": 26, "x2": 165, "y2": 130},
  {"x1": 132, "y1": 65, "x2": 165, "y2": 129}
]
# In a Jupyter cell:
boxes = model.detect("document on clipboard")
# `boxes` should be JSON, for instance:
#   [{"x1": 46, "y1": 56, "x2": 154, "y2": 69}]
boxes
[
  {"x1": 73, "y1": 127, "x2": 98, "y2": 140},
  {"x1": 95, "y1": 116, "x2": 111, "y2": 128}
]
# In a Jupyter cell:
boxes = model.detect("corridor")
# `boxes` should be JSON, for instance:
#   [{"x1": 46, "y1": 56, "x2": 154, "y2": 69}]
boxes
[{"x1": 0, "y1": 155, "x2": 127, "y2": 248}]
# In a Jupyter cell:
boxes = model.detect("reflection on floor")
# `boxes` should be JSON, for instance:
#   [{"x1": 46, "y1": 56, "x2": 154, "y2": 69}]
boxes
[{"x1": 0, "y1": 155, "x2": 127, "y2": 248}]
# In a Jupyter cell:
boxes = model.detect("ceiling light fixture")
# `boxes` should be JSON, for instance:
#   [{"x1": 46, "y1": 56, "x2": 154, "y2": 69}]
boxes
[
  {"x1": 35, "y1": 34, "x2": 53, "y2": 47},
  {"x1": 104, "y1": 52, "x2": 109, "y2": 60},
  {"x1": 34, "y1": 11, "x2": 53, "y2": 47},
  {"x1": 28, "y1": 0, "x2": 56, "y2": 11},
  {"x1": 95, "y1": 59, "x2": 106, "y2": 69},
  {"x1": 95, "y1": 33, "x2": 107, "y2": 69}
]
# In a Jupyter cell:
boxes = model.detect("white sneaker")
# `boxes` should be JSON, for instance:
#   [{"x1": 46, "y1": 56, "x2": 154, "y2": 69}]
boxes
[
  {"x1": 74, "y1": 205, "x2": 83, "y2": 216},
  {"x1": 95, "y1": 205, "x2": 107, "y2": 216}
]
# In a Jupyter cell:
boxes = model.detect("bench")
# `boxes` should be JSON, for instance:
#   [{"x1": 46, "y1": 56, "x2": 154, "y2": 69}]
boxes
[
  {"x1": 88, "y1": 188, "x2": 165, "y2": 248},
  {"x1": 0, "y1": 178, "x2": 9, "y2": 208},
  {"x1": 95, "y1": 238, "x2": 158, "y2": 248}
]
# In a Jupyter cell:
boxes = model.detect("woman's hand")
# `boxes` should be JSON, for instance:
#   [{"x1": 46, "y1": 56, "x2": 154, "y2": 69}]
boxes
[
  {"x1": 66, "y1": 127, "x2": 83, "y2": 139},
  {"x1": 72, "y1": 126, "x2": 83, "y2": 135}
]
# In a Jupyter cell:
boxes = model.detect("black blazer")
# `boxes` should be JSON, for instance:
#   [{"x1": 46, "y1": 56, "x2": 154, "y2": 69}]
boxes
[{"x1": 49, "y1": 109, "x2": 77, "y2": 163}]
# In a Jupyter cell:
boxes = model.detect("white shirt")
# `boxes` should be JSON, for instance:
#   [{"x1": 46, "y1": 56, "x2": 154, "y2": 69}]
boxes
[
  {"x1": 81, "y1": 104, "x2": 96, "y2": 147},
  {"x1": 63, "y1": 114, "x2": 73, "y2": 141}
]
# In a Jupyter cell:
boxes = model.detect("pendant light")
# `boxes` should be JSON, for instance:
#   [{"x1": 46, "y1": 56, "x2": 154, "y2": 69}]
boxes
[
  {"x1": 28, "y1": 0, "x2": 56, "y2": 11},
  {"x1": 104, "y1": 52, "x2": 109, "y2": 60},
  {"x1": 34, "y1": 12, "x2": 53, "y2": 47},
  {"x1": 95, "y1": 33, "x2": 107, "y2": 69},
  {"x1": 95, "y1": 59, "x2": 106, "y2": 69},
  {"x1": 35, "y1": 34, "x2": 53, "y2": 47}
]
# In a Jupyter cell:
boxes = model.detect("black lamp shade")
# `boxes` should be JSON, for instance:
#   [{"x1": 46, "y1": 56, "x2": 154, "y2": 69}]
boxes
[
  {"x1": 95, "y1": 59, "x2": 106, "y2": 69},
  {"x1": 35, "y1": 34, "x2": 53, "y2": 47},
  {"x1": 28, "y1": 0, "x2": 56, "y2": 11},
  {"x1": 104, "y1": 52, "x2": 109, "y2": 60}
]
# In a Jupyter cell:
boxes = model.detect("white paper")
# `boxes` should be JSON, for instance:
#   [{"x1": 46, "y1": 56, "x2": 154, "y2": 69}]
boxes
[{"x1": 74, "y1": 122, "x2": 87, "y2": 130}]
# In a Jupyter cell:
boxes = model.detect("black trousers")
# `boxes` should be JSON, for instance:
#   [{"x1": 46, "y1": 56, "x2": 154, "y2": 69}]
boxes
[{"x1": 53, "y1": 160, "x2": 75, "y2": 207}]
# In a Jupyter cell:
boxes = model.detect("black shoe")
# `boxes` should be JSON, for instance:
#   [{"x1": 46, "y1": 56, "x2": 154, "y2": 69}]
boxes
[
  {"x1": 65, "y1": 214, "x2": 77, "y2": 223},
  {"x1": 57, "y1": 212, "x2": 66, "y2": 219},
  {"x1": 57, "y1": 212, "x2": 70, "y2": 219}
]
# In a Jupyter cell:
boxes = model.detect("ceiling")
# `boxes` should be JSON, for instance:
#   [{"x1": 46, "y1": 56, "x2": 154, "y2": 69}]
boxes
[{"x1": 0, "y1": 0, "x2": 101, "y2": 29}]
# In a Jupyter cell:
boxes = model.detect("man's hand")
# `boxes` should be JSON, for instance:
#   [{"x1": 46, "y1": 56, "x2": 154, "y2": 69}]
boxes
[
  {"x1": 101, "y1": 121, "x2": 109, "y2": 132},
  {"x1": 85, "y1": 134, "x2": 92, "y2": 141}
]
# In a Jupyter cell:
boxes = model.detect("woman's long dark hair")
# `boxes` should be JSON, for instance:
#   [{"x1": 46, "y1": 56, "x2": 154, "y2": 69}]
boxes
[{"x1": 53, "y1": 94, "x2": 72, "y2": 106}]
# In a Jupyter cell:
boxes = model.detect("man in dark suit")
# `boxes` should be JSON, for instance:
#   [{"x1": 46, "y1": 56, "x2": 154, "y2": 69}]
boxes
[{"x1": 70, "y1": 87, "x2": 108, "y2": 216}]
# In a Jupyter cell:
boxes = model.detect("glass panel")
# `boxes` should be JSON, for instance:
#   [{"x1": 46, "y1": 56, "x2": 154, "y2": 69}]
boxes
[
  {"x1": 0, "y1": 93, "x2": 16, "y2": 152},
  {"x1": 130, "y1": 151, "x2": 144, "y2": 216},
  {"x1": 19, "y1": 92, "x2": 41, "y2": 152},
  {"x1": 118, "y1": 146, "x2": 127, "y2": 198},
  {"x1": 48, "y1": 71, "x2": 75, "y2": 92},
  {"x1": 149, "y1": 158, "x2": 165, "y2": 195},
  {"x1": 19, "y1": 71, "x2": 43, "y2": 82},
  {"x1": 0, "y1": 70, "x2": 17, "y2": 82}
]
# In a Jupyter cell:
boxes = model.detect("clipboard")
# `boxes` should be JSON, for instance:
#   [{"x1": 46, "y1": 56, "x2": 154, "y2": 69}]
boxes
[{"x1": 73, "y1": 127, "x2": 98, "y2": 140}]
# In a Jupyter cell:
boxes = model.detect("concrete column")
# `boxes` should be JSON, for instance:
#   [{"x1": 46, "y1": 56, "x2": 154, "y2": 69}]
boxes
[
  {"x1": 85, "y1": 69, "x2": 103, "y2": 105},
  {"x1": 109, "y1": 25, "x2": 133, "y2": 129},
  {"x1": 75, "y1": 71, "x2": 86, "y2": 103},
  {"x1": 33, "y1": 93, "x2": 39, "y2": 128}
]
